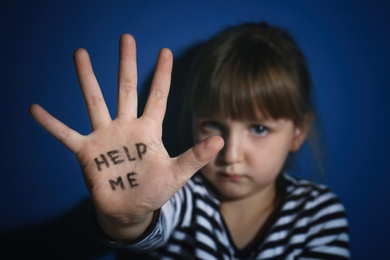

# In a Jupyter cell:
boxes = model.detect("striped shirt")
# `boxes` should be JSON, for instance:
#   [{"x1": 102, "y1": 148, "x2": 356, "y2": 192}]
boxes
[{"x1": 102, "y1": 173, "x2": 350, "y2": 259}]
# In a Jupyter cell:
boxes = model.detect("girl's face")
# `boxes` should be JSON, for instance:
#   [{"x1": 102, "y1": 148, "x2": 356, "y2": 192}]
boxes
[{"x1": 194, "y1": 110, "x2": 307, "y2": 201}]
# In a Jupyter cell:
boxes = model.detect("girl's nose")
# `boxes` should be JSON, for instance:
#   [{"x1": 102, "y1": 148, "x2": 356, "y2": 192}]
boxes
[{"x1": 221, "y1": 132, "x2": 243, "y2": 164}]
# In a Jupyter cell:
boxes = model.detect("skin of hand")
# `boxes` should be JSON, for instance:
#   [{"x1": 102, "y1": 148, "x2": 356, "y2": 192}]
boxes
[{"x1": 29, "y1": 34, "x2": 224, "y2": 241}]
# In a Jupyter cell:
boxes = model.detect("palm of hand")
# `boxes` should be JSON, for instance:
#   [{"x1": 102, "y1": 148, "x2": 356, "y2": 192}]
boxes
[
  {"x1": 30, "y1": 34, "x2": 223, "y2": 224},
  {"x1": 77, "y1": 118, "x2": 174, "y2": 220}
]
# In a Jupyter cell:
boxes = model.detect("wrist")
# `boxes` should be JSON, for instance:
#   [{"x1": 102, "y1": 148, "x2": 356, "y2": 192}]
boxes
[{"x1": 94, "y1": 206, "x2": 156, "y2": 243}]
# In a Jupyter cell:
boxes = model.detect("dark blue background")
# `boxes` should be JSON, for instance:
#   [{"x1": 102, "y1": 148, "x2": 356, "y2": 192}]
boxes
[{"x1": 1, "y1": 1, "x2": 389, "y2": 259}]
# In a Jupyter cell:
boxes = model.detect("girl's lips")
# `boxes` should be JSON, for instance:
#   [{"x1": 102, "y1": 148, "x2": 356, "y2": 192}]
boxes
[{"x1": 218, "y1": 172, "x2": 245, "y2": 181}]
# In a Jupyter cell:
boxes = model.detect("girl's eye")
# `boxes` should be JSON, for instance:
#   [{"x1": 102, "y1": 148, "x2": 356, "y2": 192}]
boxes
[
  {"x1": 202, "y1": 121, "x2": 221, "y2": 131},
  {"x1": 199, "y1": 121, "x2": 223, "y2": 134},
  {"x1": 250, "y1": 125, "x2": 268, "y2": 136}
]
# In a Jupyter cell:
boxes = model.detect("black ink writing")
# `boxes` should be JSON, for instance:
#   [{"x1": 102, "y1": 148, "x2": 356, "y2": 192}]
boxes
[
  {"x1": 94, "y1": 143, "x2": 147, "y2": 171},
  {"x1": 109, "y1": 177, "x2": 125, "y2": 190},
  {"x1": 136, "y1": 143, "x2": 147, "y2": 160},
  {"x1": 123, "y1": 146, "x2": 136, "y2": 161},
  {"x1": 94, "y1": 155, "x2": 109, "y2": 172},
  {"x1": 108, "y1": 172, "x2": 139, "y2": 191},
  {"x1": 107, "y1": 150, "x2": 124, "y2": 165},
  {"x1": 127, "y1": 172, "x2": 139, "y2": 188}
]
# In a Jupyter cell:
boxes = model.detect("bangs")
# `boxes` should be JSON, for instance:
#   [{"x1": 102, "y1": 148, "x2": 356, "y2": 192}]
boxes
[{"x1": 192, "y1": 41, "x2": 307, "y2": 124}]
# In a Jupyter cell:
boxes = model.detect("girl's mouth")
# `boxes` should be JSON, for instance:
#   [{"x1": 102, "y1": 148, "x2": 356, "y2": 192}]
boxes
[{"x1": 218, "y1": 172, "x2": 245, "y2": 181}]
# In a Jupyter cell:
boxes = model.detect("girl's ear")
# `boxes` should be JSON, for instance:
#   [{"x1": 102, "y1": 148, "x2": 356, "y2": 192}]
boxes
[{"x1": 290, "y1": 114, "x2": 313, "y2": 152}]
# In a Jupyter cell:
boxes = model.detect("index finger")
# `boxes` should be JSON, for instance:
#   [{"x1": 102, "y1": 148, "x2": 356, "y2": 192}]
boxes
[{"x1": 142, "y1": 48, "x2": 173, "y2": 123}]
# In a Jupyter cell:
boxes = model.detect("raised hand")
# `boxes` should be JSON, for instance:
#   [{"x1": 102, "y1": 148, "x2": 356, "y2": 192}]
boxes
[{"x1": 29, "y1": 34, "x2": 223, "y2": 241}]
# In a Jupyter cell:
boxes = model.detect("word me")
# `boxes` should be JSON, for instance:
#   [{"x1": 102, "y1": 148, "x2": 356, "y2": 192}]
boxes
[{"x1": 109, "y1": 172, "x2": 138, "y2": 191}]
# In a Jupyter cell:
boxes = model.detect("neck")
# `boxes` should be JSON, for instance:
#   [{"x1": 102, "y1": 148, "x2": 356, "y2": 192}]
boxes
[
  {"x1": 218, "y1": 181, "x2": 281, "y2": 249},
  {"x1": 220, "y1": 181, "x2": 279, "y2": 220}
]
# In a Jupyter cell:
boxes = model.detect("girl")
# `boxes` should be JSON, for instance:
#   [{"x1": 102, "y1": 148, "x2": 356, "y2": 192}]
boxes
[{"x1": 30, "y1": 22, "x2": 350, "y2": 259}]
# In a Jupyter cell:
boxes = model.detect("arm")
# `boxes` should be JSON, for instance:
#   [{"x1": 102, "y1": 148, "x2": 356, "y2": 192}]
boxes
[
  {"x1": 29, "y1": 34, "x2": 224, "y2": 243},
  {"x1": 93, "y1": 184, "x2": 195, "y2": 250}
]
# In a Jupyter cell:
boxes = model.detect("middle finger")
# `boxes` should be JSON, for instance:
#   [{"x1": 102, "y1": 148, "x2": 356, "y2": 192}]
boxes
[{"x1": 117, "y1": 34, "x2": 138, "y2": 119}]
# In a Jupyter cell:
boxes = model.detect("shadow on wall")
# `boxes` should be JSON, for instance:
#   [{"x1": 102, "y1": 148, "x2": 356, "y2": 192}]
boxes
[{"x1": 0, "y1": 43, "x2": 203, "y2": 259}]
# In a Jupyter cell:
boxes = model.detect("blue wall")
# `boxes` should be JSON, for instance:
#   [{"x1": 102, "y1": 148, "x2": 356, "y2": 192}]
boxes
[{"x1": 1, "y1": 0, "x2": 389, "y2": 259}]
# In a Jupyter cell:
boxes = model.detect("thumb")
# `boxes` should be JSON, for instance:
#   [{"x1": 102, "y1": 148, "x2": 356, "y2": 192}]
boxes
[{"x1": 174, "y1": 136, "x2": 224, "y2": 185}]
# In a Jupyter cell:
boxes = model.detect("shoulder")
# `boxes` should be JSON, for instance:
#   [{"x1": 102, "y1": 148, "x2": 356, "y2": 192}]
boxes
[
  {"x1": 280, "y1": 173, "x2": 346, "y2": 211},
  {"x1": 278, "y1": 173, "x2": 348, "y2": 225},
  {"x1": 167, "y1": 174, "x2": 209, "y2": 206},
  {"x1": 161, "y1": 174, "x2": 219, "y2": 224},
  {"x1": 270, "y1": 173, "x2": 350, "y2": 258},
  {"x1": 189, "y1": 174, "x2": 221, "y2": 209}
]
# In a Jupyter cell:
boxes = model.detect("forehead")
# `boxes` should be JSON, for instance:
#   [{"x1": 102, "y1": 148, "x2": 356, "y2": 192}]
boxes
[
  {"x1": 194, "y1": 103, "x2": 271, "y2": 121},
  {"x1": 194, "y1": 107, "x2": 291, "y2": 125}
]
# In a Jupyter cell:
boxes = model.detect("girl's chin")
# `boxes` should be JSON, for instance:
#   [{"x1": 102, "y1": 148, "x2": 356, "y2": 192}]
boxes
[{"x1": 214, "y1": 185, "x2": 250, "y2": 201}]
